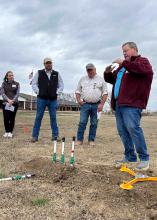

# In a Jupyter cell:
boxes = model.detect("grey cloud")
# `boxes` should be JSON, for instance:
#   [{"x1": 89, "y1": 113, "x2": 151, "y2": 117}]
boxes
[{"x1": 0, "y1": 0, "x2": 156, "y2": 109}]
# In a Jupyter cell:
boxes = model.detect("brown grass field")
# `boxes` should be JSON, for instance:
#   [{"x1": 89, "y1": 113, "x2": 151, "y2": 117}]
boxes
[{"x1": 0, "y1": 111, "x2": 157, "y2": 220}]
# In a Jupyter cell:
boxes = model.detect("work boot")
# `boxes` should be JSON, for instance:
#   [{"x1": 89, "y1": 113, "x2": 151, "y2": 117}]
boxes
[
  {"x1": 135, "y1": 161, "x2": 149, "y2": 171},
  {"x1": 88, "y1": 141, "x2": 95, "y2": 146},
  {"x1": 75, "y1": 140, "x2": 83, "y2": 146},
  {"x1": 52, "y1": 137, "x2": 61, "y2": 142},
  {"x1": 31, "y1": 137, "x2": 38, "y2": 143}
]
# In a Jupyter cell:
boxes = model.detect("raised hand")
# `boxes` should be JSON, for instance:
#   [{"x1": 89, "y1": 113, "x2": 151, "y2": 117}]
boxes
[{"x1": 105, "y1": 65, "x2": 115, "y2": 73}]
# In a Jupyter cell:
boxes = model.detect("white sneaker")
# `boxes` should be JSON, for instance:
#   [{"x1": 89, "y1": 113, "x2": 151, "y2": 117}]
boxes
[
  {"x1": 8, "y1": 133, "x2": 13, "y2": 138},
  {"x1": 3, "y1": 133, "x2": 9, "y2": 138}
]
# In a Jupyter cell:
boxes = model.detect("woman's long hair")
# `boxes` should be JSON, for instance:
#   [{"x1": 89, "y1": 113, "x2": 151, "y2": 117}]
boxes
[{"x1": 3, "y1": 71, "x2": 13, "y2": 82}]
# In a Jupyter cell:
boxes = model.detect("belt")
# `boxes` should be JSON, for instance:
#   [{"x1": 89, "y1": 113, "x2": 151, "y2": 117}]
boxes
[{"x1": 83, "y1": 100, "x2": 100, "y2": 104}]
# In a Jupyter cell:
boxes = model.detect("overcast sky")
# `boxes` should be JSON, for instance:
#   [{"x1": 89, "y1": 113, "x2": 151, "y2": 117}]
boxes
[{"x1": 0, "y1": 0, "x2": 156, "y2": 110}]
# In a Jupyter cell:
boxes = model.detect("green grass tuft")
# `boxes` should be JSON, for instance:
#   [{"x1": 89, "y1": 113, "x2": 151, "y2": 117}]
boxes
[{"x1": 31, "y1": 198, "x2": 49, "y2": 206}]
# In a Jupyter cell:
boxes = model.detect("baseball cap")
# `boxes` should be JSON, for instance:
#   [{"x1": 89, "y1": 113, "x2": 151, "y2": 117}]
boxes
[
  {"x1": 43, "y1": 57, "x2": 52, "y2": 63},
  {"x1": 86, "y1": 63, "x2": 96, "y2": 70}
]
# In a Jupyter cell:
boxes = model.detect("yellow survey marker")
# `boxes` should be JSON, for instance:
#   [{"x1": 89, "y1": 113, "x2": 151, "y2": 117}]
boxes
[{"x1": 119, "y1": 164, "x2": 157, "y2": 190}]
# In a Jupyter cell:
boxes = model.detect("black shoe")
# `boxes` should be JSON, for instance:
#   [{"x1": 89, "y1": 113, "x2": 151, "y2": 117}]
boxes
[
  {"x1": 31, "y1": 137, "x2": 38, "y2": 143},
  {"x1": 52, "y1": 137, "x2": 61, "y2": 142}
]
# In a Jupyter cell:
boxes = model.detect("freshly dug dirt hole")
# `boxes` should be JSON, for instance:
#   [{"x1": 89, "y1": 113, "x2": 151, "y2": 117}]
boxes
[{"x1": 17, "y1": 157, "x2": 77, "y2": 182}]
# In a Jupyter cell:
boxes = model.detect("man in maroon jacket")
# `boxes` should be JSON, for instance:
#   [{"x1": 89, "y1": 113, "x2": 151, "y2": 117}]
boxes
[{"x1": 104, "y1": 42, "x2": 153, "y2": 171}]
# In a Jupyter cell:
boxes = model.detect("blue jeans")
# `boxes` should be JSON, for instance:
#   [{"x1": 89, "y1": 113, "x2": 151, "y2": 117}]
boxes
[
  {"x1": 115, "y1": 103, "x2": 149, "y2": 161},
  {"x1": 32, "y1": 98, "x2": 59, "y2": 138},
  {"x1": 77, "y1": 103, "x2": 98, "y2": 142}
]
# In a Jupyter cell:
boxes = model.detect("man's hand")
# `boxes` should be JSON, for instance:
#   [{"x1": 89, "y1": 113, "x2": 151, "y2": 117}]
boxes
[
  {"x1": 8, "y1": 99, "x2": 14, "y2": 106},
  {"x1": 112, "y1": 58, "x2": 124, "y2": 65},
  {"x1": 105, "y1": 65, "x2": 115, "y2": 73},
  {"x1": 76, "y1": 93, "x2": 85, "y2": 106},
  {"x1": 78, "y1": 100, "x2": 86, "y2": 106},
  {"x1": 97, "y1": 103, "x2": 104, "y2": 112}
]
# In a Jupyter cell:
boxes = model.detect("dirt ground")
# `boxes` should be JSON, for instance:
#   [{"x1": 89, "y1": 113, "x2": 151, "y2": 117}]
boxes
[{"x1": 0, "y1": 111, "x2": 157, "y2": 220}]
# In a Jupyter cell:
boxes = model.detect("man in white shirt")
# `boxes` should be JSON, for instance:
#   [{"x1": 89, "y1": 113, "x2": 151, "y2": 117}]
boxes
[
  {"x1": 76, "y1": 63, "x2": 108, "y2": 146},
  {"x1": 31, "y1": 57, "x2": 64, "y2": 142}
]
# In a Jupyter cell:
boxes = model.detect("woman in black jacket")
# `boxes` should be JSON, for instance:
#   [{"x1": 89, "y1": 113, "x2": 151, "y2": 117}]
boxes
[{"x1": 1, "y1": 71, "x2": 20, "y2": 138}]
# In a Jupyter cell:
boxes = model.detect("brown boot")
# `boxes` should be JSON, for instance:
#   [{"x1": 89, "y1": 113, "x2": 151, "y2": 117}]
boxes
[
  {"x1": 31, "y1": 137, "x2": 38, "y2": 143},
  {"x1": 88, "y1": 141, "x2": 95, "y2": 146},
  {"x1": 75, "y1": 140, "x2": 83, "y2": 146}
]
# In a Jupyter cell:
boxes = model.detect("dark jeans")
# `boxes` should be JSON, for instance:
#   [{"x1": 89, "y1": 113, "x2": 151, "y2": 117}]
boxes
[
  {"x1": 2, "y1": 103, "x2": 18, "y2": 133},
  {"x1": 77, "y1": 103, "x2": 98, "y2": 142},
  {"x1": 32, "y1": 97, "x2": 59, "y2": 138},
  {"x1": 115, "y1": 103, "x2": 149, "y2": 161}
]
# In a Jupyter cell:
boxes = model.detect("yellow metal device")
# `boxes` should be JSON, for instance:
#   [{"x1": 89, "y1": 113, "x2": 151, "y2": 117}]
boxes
[{"x1": 119, "y1": 164, "x2": 157, "y2": 190}]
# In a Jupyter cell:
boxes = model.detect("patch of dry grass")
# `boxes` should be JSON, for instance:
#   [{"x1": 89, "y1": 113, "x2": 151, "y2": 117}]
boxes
[{"x1": 0, "y1": 111, "x2": 157, "y2": 220}]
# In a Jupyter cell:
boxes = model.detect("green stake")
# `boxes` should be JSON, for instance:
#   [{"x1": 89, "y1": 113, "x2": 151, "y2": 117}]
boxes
[
  {"x1": 69, "y1": 136, "x2": 75, "y2": 166},
  {"x1": 61, "y1": 137, "x2": 65, "y2": 164},
  {"x1": 0, "y1": 174, "x2": 35, "y2": 182}
]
